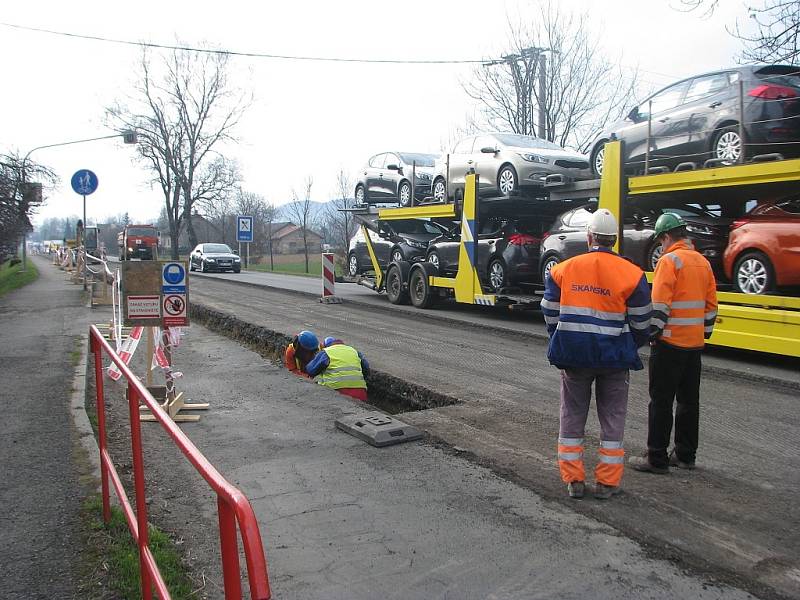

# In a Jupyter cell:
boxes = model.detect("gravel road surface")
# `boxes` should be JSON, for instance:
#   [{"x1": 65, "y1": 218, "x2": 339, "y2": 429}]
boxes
[{"x1": 188, "y1": 274, "x2": 800, "y2": 599}]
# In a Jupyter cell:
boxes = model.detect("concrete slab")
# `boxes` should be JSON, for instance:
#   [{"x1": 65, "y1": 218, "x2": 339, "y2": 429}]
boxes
[{"x1": 335, "y1": 411, "x2": 423, "y2": 447}]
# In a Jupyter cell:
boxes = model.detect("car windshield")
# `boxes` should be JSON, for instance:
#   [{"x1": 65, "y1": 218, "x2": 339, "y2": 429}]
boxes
[
  {"x1": 493, "y1": 134, "x2": 564, "y2": 151},
  {"x1": 389, "y1": 219, "x2": 446, "y2": 235},
  {"x1": 127, "y1": 227, "x2": 157, "y2": 236},
  {"x1": 398, "y1": 153, "x2": 437, "y2": 167},
  {"x1": 203, "y1": 244, "x2": 233, "y2": 253}
]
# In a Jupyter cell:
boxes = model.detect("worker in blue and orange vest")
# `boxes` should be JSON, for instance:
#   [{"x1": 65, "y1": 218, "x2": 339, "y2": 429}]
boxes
[
  {"x1": 630, "y1": 212, "x2": 718, "y2": 474},
  {"x1": 304, "y1": 336, "x2": 370, "y2": 401},
  {"x1": 284, "y1": 330, "x2": 320, "y2": 378},
  {"x1": 541, "y1": 208, "x2": 652, "y2": 500}
]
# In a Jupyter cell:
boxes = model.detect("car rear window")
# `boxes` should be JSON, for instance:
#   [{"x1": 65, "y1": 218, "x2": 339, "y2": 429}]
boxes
[{"x1": 755, "y1": 66, "x2": 800, "y2": 87}]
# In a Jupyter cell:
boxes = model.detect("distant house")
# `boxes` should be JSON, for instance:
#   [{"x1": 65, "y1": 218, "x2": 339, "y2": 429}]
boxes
[
  {"x1": 270, "y1": 222, "x2": 324, "y2": 255},
  {"x1": 159, "y1": 214, "x2": 220, "y2": 253}
]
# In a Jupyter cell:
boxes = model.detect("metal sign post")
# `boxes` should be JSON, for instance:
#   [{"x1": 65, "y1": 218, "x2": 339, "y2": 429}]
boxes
[
  {"x1": 236, "y1": 215, "x2": 254, "y2": 270},
  {"x1": 71, "y1": 169, "x2": 99, "y2": 290}
]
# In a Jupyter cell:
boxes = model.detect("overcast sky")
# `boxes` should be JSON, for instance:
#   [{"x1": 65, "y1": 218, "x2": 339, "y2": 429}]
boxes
[{"x1": 1, "y1": 0, "x2": 752, "y2": 226}]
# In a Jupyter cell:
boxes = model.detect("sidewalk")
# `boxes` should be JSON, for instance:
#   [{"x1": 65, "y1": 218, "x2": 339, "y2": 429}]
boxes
[
  {"x1": 0, "y1": 256, "x2": 93, "y2": 599},
  {"x1": 115, "y1": 318, "x2": 760, "y2": 599}
]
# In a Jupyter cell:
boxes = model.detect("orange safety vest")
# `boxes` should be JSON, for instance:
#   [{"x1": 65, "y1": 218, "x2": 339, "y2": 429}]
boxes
[
  {"x1": 651, "y1": 240, "x2": 718, "y2": 349},
  {"x1": 284, "y1": 344, "x2": 310, "y2": 378}
]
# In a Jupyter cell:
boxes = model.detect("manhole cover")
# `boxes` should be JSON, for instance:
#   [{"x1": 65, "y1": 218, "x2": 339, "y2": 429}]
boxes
[{"x1": 335, "y1": 411, "x2": 423, "y2": 447}]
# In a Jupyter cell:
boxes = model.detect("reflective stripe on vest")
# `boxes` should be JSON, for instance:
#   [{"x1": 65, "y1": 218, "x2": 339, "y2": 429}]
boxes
[{"x1": 318, "y1": 344, "x2": 367, "y2": 390}]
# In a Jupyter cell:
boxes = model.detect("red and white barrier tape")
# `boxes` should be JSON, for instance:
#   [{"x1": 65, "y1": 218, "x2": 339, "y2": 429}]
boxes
[
  {"x1": 108, "y1": 326, "x2": 143, "y2": 381},
  {"x1": 322, "y1": 253, "x2": 336, "y2": 297}
]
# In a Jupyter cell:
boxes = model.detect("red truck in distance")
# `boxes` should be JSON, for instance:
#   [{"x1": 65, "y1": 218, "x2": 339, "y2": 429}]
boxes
[{"x1": 118, "y1": 224, "x2": 160, "y2": 261}]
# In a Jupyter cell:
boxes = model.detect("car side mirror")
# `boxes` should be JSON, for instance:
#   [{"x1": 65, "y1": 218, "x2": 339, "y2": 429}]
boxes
[
  {"x1": 480, "y1": 146, "x2": 498, "y2": 154},
  {"x1": 233, "y1": 250, "x2": 239, "y2": 255},
  {"x1": 386, "y1": 163, "x2": 400, "y2": 171},
  {"x1": 627, "y1": 106, "x2": 641, "y2": 122}
]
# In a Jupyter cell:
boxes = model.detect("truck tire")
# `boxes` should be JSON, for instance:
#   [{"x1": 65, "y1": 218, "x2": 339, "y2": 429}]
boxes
[
  {"x1": 385, "y1": 264, "x2": 409, "y2": 305},
  {"x1": 409, "y1": 264, "x2": 437, "y2": 309}
]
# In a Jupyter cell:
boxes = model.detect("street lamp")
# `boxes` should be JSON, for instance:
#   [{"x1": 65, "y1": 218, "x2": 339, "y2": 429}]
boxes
[{"x1": 19, "y1": 129, "x2": 138, "y2": 275}]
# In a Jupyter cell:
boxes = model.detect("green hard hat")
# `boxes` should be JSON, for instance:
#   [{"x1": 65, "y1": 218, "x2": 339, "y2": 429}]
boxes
[{"x1": 654, "y1": 212, "x2": 686, "y2": 237}]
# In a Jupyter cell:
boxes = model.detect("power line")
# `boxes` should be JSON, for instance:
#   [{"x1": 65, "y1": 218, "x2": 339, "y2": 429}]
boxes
[{"x1": 0, "y1": 21, "x2": 487, "y2": 65}]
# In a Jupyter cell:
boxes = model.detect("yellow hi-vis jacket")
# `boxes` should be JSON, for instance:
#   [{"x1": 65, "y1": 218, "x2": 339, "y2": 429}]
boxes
[
  {"x1": 651, "y1": 240, "x2": 718, "y2": 349},
  {"x1": 317, "y1": 344, "x2": 367, "y2": 390}
]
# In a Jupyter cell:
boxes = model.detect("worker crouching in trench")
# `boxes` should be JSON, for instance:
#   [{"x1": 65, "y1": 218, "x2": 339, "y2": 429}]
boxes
[{"x1": 304, "y1": 336, "x2": 370, "y2": 402}]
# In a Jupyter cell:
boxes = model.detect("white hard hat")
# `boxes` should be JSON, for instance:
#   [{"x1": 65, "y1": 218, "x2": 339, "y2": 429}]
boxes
[{"x1": 587, "y1": 208, "x2": 618, "y2": 236}]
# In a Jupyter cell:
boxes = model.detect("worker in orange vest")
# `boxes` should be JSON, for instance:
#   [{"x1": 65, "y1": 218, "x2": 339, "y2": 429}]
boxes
[
  {"x1": 541, "y1": 209, "x2": 652, "y2": 500},
  {"x1": 284, "y1": 330, "x2": 320, "y2": 378},
  {"x1": 631, "y1": 213, "x2": 718, "y2": 474}
]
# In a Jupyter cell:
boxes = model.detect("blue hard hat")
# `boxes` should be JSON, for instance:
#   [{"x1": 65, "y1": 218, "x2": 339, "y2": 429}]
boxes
[
  {"x1": 323, "y1": 336, "x2": 339, "y2": 347},
  {"x1": 297, "y1": 330, "x2": 319, "y2": 351}
]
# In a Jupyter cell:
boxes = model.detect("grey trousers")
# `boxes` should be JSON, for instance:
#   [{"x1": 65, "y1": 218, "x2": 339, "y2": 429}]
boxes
[{"x1": 559, "y1": 368, "x2": 630, "y2": 441}]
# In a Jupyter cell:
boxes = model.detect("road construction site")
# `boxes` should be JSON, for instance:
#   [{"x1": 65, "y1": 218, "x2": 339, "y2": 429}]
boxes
[{"x1": 177, "y1": 269, "x2": 800, "y2": 599}]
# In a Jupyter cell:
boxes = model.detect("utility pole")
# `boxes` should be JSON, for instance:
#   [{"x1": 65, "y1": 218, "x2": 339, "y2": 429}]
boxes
[{"x1": 484, "y1": 46, "x2": 553, "y2": 138}]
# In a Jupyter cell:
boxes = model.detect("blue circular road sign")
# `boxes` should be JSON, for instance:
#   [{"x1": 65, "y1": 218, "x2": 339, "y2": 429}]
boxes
[
  {"x1": 163, "y1": 263, "x2": 186, "y2": 285},
  {"x1": 71, "y1": 169, "x2": 99, "y2": 195}
]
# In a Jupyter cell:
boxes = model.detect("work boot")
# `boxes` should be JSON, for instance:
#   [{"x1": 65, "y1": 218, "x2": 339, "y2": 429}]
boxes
[
  {"x1": 567, "y1": 481, "x2": 585, "y2": 499},
  {"x1": 669, "y1": 450, "x2": 696, "y2": 470},
  {"x1": 593, "y1": 483, "x2": 621, "y2": 500},
  {"x1": 629, "y1": 455, "x2": 669, "y2": 474}
]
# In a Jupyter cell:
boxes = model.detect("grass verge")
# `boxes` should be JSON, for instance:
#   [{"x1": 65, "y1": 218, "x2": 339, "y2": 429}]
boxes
[
  {"x1": 0, "y1": 259, "x2": 38, "y2": 297},
  {"x1": 81, "y1": 495, "x2": 195, "y2": 599}
]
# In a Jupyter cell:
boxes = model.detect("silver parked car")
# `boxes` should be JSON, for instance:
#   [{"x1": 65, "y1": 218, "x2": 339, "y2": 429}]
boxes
[
  {"x1": 431, "y1": 133, "x2": 592, "y2": 202},
  {"x1": 354, "y1": 152, "x2": 438, "y2": 207}
]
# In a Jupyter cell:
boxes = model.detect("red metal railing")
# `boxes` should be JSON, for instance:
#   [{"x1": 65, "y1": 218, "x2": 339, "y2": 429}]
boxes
[{"x1": 89, "y1": 325, "x2": 272, "y2": 599}]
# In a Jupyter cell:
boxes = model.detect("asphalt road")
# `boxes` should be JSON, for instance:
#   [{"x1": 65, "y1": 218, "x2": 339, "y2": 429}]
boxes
[
  {"x1": 192, "y1": 268, "x2": 800, "y2": 388},
  {"x1": 189, "y1": 272, "x2": 800, "y2": 599},
  {"x1": 0, "y1": 257, "x2": 92, "y2": 598}
]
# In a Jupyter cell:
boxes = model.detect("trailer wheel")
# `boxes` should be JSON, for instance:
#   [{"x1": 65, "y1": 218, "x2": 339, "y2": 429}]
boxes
[
  {"x1": 386, "y1": 264, "x2": 409, "y2": 305},
  {"x1": 409, "y1": 266, "x2": 436, "y2": 309}
]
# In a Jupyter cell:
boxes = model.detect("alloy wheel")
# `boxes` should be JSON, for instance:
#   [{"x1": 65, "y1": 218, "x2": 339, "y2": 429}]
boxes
[
  {"x1": 399, "y1": 183, "x2": 411, "y2": 206},
  {"x1": 392, "y1": 250, "x2": 403, "y2": 263},
  {"x1": 737, "y1": 257, "x2": 768, "y2": 294},
  {"x1": 649, "y1": 243, "x2": 664, "y2": 271},
  {"x1": 489, "y1": 261, "x2": 505, "y2": 290},
  {"x1": 355, "y1": 186, "x2": 365, "y2": 204},
  {"x1": 594, "y1": 147, "x2": 605, "y2": 175},
  {"x1": 349, "y1": 254, "x2": 359, "y2": 276},
  {"x1": 499, "y1": 168, "x2": 516, "y2": 195},
  {"x1": 542, "y1": 257, "x2": 558, "y2": 281},
  {"x1": 427, "y1": 252, "x2": 440, "y2": 270},
  {"x1": 433, "y1": 179, "x2": 446, "y2": 202},
  {"x1": 716, "y1": 131, "x2": 741, "y2": 161}
]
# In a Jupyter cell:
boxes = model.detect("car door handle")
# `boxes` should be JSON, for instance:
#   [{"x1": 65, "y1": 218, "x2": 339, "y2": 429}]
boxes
[
  {"x1": 558, "y1": 235, "x2": 567, "y2": 240},
  {"x1": 708, "y1": 101, "x2": 722, "y2": 108},
  {"x1": 658, "y1": 117, "x2": 670, "y2": 123},
  {"x1": 467, "y1": 160, "x2": 474, "y2": 164}
]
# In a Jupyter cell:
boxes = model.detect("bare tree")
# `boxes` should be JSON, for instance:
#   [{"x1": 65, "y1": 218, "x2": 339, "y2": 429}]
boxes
[
  {"x1": 0, "y1": 153, "x2": 57, "y2": 262},
  {"x1": 262, "y1": 201, "x2": 278, "y2": 271},
  {"x1": 463, "y1": 2, "x2": 641, "y2": 152},
  {"x1": 323, "y1": 169, "x2": 358, "y2": 255},
  {"x1": 681, "y1": 0, "x2": 800, "y2": 63},
  {"x1": 107, "y1": 46, "x2": 248, "y2": 258},
  {"x1": 283, "y1": 177, "x2": 316, "y2": 274}
]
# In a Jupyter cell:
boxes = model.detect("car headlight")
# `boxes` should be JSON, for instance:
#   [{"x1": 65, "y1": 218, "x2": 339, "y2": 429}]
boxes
[
  {"x1": 416, "y1": 173, "x2": 431, "y2": 181},
  {"x1": 686, "y1": 224, "x2": 713, "y2": 235},
  {"x1": 406, "y1": 240, "x2": 427, "y2": 249},
  {"x1": 127, "y1": 247, "x2": 134, "y2": 252},
  {"x1": 518, "y1": 153, "x2": 549, "y2": 164},
  {"x1": 234, "y1": 257, "x2": 241, "y2": 262},
  {"x1": 205, "y1": 257, "x2": 216, "y2": 263}
]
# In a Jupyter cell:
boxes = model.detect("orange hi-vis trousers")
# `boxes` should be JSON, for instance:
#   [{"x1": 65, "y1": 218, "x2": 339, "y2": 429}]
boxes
[{"x1": 558, "y1": 439, "x2": 625, "y2": 487}]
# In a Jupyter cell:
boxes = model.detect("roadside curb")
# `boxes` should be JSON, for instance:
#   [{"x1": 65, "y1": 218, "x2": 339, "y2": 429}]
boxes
[
  {"x1": 71, "y1": 332, "x2": 101, "y2": 492},
  {"x1": 195, "y1": 274, "x2": 800, "y2": 393}
]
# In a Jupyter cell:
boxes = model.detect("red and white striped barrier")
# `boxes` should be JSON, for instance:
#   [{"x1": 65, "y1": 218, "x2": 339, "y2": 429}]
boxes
[
  {"x1": 108, "y1": 325, "x2": 144, "y2": 381},
  {"x1": 320, "y1": 252, "x2": 342, "y2": 304}
]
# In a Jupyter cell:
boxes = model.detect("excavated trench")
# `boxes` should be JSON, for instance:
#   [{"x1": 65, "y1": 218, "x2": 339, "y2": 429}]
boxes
[{"x1": 190, "y1": 303, "x2": 459, "y2": 414}]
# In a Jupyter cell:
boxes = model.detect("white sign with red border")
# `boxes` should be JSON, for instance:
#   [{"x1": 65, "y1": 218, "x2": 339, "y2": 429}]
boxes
[
  {"x1": 162, "y1": 293, "x2": 188, "y2": 326},
  {"x1": 127, "y1": 295, "x2": 161, "y2": 319}
]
